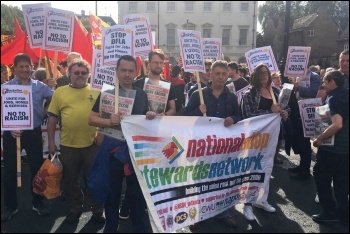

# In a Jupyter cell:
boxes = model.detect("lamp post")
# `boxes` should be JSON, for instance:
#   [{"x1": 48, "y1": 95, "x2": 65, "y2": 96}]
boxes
[{"x1": 186, "y1": 19, "x2": 189, "y2": 30}]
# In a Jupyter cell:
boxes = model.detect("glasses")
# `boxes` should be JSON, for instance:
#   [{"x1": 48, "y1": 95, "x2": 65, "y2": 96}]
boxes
[
  {"x1": 259, "y1": 71, "x2": 269, "y2": 77},
  {"x1": 73, "y1": 71, "x2": 88, "y2": 76},
  {"x1": 150, "y1": 61, "x2": 164, "y2": 66}
]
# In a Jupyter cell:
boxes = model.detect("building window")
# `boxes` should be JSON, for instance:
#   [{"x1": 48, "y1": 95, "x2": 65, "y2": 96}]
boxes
[
  {"x1": 223, "y1": 2, "x2": 232, "y2": 12},
  {"x1": 147, "y1": 2, "x2": 155, "y2": 11},
  {"x1": 203, "y1": 29, "x2": 211, "y2": 38},
  {"x1": 185, "y1": 2, "x2": 194, "y2": 12},
  {"x1": 345, "y1": 44, "x2": 349, "y2": 50},
  {"x1": 222, "y1": 29, "x2": 230, "y2": 45},
  {"x1": 167, "y1": 28, "x2": 176, "y2": 46},
  {"x1": 203, "y1": 2, "x2": 212, "y2": 12},
  {"x1": 308, "y1": 29, "x2": 314, "y2": 37},
  {"x1": 167, "y1": 2, "x2": 175, "y2": 11},
  {"x1": 239, "y1": 28, "x2": 248, "y2": 45},
  {"x1": 129, "y1": 2, "x2": 137, "y2": 11},
  {"x1": 241, "y1": 2, "x2": 249, "y2": 11}
]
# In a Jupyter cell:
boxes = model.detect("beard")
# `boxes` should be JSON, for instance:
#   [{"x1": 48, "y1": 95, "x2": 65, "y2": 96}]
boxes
[{"x1": 150, "y1": 67, "x2": 162, "y2": 76}]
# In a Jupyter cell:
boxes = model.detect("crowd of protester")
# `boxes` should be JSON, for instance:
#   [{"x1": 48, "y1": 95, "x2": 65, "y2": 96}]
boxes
[{"x1": 1, "y1": 49, "x2": 348, "y2": 232}]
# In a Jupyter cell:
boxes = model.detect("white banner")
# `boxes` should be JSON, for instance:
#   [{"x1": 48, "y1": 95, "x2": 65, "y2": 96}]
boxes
[{"x1": 121, "y1": 114, "x2": 280, "y2": 232}]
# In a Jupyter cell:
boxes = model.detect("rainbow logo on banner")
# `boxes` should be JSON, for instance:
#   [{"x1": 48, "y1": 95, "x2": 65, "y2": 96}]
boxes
[{"x1": 132, "y1": 135, "x2": 184, "y2": 164}]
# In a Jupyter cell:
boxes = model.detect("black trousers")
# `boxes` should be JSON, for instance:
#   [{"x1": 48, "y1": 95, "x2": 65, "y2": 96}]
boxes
[
  {"x1": 313, "y1": 148, "x2": 349, "y2": 218},
  {"x1": 3, "y1": 127, "x2": 45, "y2": 209}
]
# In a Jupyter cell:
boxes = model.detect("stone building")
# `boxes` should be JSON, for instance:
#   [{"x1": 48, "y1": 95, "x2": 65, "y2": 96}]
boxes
[{"x1": 118, "y1": 1, "x2": 258, "y2": 64}]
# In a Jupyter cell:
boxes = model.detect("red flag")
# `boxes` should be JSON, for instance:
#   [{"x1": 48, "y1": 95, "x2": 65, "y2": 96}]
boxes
[
  {"x1": 1, "y1": 33, "x2": 38, "y2": 65},
  {"x1": 14, "y1": 17, "x2": 24, "y2": 38},
  {"x1": 71, "y1": 15, "x2": 92, "y2": 64}
]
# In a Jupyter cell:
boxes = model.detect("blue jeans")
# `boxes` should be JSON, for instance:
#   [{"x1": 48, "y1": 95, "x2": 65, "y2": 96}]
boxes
[
  {"x1": 103, "y1": 156, "x2": 147, "y2": 233},
  {"x1": 3, "y1": 127, "x2": 45, "y2": 209}
]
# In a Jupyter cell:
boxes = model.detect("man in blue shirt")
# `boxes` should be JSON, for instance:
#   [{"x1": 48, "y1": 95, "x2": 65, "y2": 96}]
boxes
[
  {"x1": 1, "y1": 53, "x2": 56, "y2": 222},
  {"x1": 183, "y1": 60, "x2": 241, "y2": 229}
]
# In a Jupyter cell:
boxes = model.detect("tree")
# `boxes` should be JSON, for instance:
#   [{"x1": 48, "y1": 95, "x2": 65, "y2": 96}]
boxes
[
  {"x1": 256, "y1": 32, "x2": 266, "y2": 48},
  {"x1": 258, "y1": 1, "x2": 349, "y2": 34},
  {"x1": 1, "y1": 4, "x2": 25, "y2": 32}
]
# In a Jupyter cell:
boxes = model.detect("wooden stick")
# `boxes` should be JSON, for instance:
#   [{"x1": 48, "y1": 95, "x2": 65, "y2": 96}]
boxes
[
  {"x1": 38, "y1": 49, "x2": 42, "y2": 68},
  {"x1": 270, "y1": 86, "x2": 277, "y2": 105},
  {"x1": 195, "y1": 71, "x2": 206, "y2": 117},
  {"x1": 51, "y1": 51, "x2": 58, "y2": 90},
  {"x1": 44, "y1": 50, "x2": 53, "y2": 78},
  {"x1": 16, "y1": 137, "x2": 21, "y2": 187},
  {"x1": 115, "y1": 73, "x2": 119, "y2": 114}
]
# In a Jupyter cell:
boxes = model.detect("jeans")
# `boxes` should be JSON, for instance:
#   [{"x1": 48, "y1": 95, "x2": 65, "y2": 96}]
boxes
[
  {"x1": 3, "y1": 127, "x2": 45, "y2": 209},
  {"x1": 313, "y1": 148, "x2": 349, "y2": 218},
  {"x1": 104, "y1": 156, "x2": 147, "y2": 233}
]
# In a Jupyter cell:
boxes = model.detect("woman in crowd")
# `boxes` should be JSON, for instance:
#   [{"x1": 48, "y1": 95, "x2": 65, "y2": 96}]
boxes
[{"x1": 241, "y1": 63, "x2": 289, "y2": 221}]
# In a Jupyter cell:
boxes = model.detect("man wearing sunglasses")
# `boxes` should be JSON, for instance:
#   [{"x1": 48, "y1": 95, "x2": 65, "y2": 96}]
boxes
[{"x1": 47, "y1": 59, "x2": 105, "y2": 224}]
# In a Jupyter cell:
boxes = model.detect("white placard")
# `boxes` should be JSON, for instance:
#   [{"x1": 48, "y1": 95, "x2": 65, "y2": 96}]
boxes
[
  {"x1": 42, "y1": 7, "x2": 74, "y2": 52},
  {"x1": 245, "y1": 46, "x2": 279, "y2": 74},
  {"x1": 1, "y1": 85, "x2": 33, "y2": 130},
  {"x1": 178, "y1": 30, "x2": 205, "y2": 72},
  {"x1": 284, "y1": 46, "x2": 311, "y2": 78},
  {"x1": 123, "y1": 13, "x2": 153, "y2": 57},
  {"x1": 202, "y1": 38, "x2": 222, "y2": 62},
  {"x1": 102, "y1": 25, "x2": 135, "y2": 67},
  {"x1": 90, "y1": 49, "x2": 116, "y2": 91},
  {"x1": 22, "y1": 2, "x2": 51, "y2": 48}
]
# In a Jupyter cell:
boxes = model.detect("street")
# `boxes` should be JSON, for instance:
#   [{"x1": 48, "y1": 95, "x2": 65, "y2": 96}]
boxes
[{"x1": 1, "y1": 145, "x2": 348, "y2": 233}]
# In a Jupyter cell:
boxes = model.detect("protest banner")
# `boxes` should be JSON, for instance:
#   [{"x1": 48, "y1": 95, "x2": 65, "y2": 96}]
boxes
[
  {"x1": 98, "y1": 84, "x2": 135, "y2": 141},
  {"x1": 101, "y1": 25, "x2": 135, "y2": 67},
  {"x1": 314, "y1": 104, "x2": 334, "y2": 146},
  {"x1": 284, "y1": 46, "x2": 311, "y2": 78},
  {"x1": 245, "y1": 46, "x2": 279, "y2": 74},
  {"x1": 1, "y1": 85, "x2": 33, "y2": 130},
  {"x1": 42, "y1": 7, "x2": 74, "y2": 52},
  {"x1": 298, "y1": 98, "x2": 322, "y2": 137},
  {"x1": 121, "y1": 113, "x2": 280, "y2": 232},
  {"x1": 143, "y1": 78, "x2": 171, "y2": 114},
  {"x1": 178, "y1": 30, "x2": 205, "y2": 72},
  {"x1": 202, "y1": 38, "x2": 222, "y2": 62},
  {"x1": 90, "y1": 49, "x2": 116, "y2": 91},
  {"x1": 22, "y1": 3, "x2": 51, "y2": 48},
  {"x1": 123, "y1": 13, "x2": 153, "y2": 57}
]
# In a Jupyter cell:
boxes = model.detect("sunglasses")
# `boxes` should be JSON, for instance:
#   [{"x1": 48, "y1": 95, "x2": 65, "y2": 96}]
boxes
[{"x1": 73, "y1": 71, "x2": 88, "y2": 76}]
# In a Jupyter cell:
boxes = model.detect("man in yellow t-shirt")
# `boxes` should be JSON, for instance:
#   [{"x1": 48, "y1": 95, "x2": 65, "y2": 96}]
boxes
[{"x1": 47, "y1": 59, "x2": 104, "y2": 224}]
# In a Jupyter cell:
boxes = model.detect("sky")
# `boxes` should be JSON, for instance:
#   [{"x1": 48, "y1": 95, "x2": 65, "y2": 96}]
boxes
[
  {"x1": 2, "y1": 1, "x2": 263, "y2": 33},
  {"x1": 2, "y1": 1, "x2": 119, "y2": 21}
]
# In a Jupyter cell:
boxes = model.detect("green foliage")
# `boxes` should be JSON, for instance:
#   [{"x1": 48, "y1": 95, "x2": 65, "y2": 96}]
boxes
[
  {"x1": 258, "y1": 1, "x2": 349, "y2": 34},
  {"x1": 1, "y1": 4, "x2": 26, "y2": 32},
  {"x1": 256, "y1": 33, "x2": 266, "y2": 48}
]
